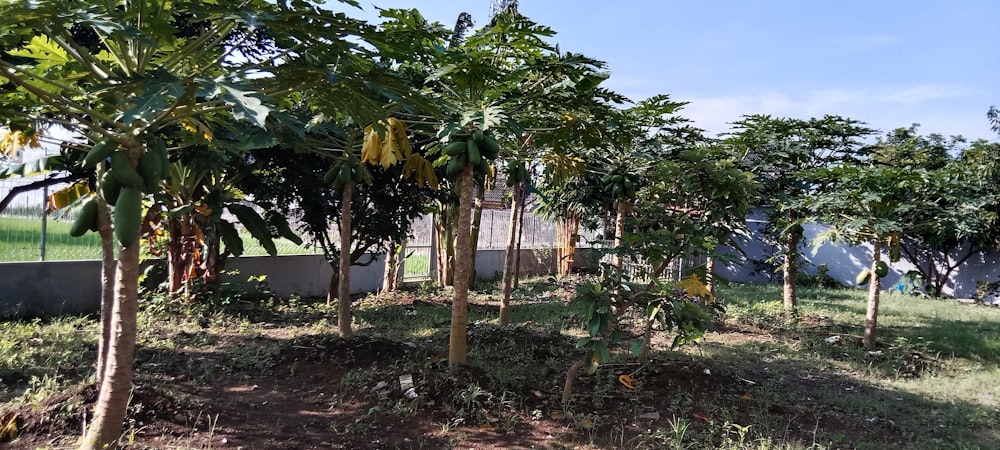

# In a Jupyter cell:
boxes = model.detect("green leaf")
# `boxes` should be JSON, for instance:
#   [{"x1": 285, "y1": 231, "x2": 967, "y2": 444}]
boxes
[
  {"x1": 215, "y1": 81, "x2": 270, "y2": 128},
  {"x1": 587, "y1": 316, "x2": 601, "y2": 337},
  {"x1": 8, "y1": 35, "x2": 70, "y2": 71},
  {"x1": 217, "y1": 220, "x2": 244, "y2": 257},
  {"x1": 227, "y1": 203, "x2": 277, "y2": 256},
  {"x1": 266, "y1": 211, "x2": 303, "y2": 246},
  {"x1": 593, "y1": 341, "x2": 611, "y2": 365},
  {"x1": 630, "y1": 339, "x2": 645, "y2": 357}
]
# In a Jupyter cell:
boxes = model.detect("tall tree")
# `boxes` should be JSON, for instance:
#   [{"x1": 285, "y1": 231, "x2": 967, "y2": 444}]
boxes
[
  {"x1": 870, "y1": 126, "x2": 992, "y2": 297},
  {"x1": 427, "y1": 11, "x2": 600, "y2": 364},
  {"x1": 727, "y1": 115, "x2": 874, "y2": 314},
  {"x1": 802, "y1": 164, "x2": 925, "y2": 349}
]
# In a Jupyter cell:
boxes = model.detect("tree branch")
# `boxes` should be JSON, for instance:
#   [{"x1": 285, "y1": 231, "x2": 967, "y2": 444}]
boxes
[{"x1": 0, "y1": 174, "x2": 77, "y2": 214}]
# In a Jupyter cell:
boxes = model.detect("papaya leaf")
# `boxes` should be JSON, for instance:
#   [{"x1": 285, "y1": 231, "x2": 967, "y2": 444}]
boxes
[
  {"x1": 8, "y1": 35, "x2": 70, "y2": 71},
  {"x1": 630, "y1": 339, "x2": 645, "y2": 357}
]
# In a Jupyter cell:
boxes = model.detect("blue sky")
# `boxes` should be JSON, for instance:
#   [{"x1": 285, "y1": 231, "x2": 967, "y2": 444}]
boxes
[{"x1": 329, "y1": 1, "x2": 999, "y2": 141}]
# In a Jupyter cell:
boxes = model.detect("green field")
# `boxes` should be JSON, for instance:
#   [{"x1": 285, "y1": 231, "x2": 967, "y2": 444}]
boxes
[
  {"x1": 0, "y1": 216, "x2": 314, "y2": 262},
  {"x1": 0, "y1": 216, "x2": 102, "y2": 261}
]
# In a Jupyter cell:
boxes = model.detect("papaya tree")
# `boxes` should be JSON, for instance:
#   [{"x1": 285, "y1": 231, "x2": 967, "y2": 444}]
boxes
[
  {"x1": 727, "y1": 115, "x2": 875, "y2": 315},
  {"x1": 0, "y1": 1, "x2": 430, "y2": 447},
  {"x1": 801, "y1": 164, "x2": 932, "y2": 349},
  {"x1": 870, "y1": 127, "x2": 996, "y2": 297},
  {"x1": 426, "y1": 11, "x2": 603, "y2": 364},
  {"x1": 562, "y1": 145, "x2": 758, "y2": 404}
]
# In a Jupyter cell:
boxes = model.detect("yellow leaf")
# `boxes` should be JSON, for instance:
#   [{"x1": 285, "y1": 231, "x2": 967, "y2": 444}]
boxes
[
  {"x1": 619, "y1": 374, "x2": 636, "y2": 389},
  {"x1": 477, "y1": 423, "x2": 496, "y2": 431},
  {"x1": 676, "y1": 275, "x2": 713, "y2": 303},
  {"x1": 361, "y1": 125, "x2": 383, "y2": 166},
  {"x1": 0, "y1": 411, "x2": 18, "y2": 441}
]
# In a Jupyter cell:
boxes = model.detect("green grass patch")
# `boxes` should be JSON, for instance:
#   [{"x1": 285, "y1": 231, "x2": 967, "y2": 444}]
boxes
[{"x1": 0, "y1": 216, "x2": 102, "y2": 261}]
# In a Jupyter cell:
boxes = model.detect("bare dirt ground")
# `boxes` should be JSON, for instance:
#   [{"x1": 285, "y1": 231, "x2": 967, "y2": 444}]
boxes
[{"x1": 2, "y1": 284, "x2": 983, "y2": 449}]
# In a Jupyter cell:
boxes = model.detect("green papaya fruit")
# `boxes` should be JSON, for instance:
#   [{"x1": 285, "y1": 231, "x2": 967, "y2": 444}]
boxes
[
  {"x1": 339, "y1": 164, "x2": 352, "y2": 186},
  {"x1": 447, "y1": 153, "x2": 467, "y2": 178},
  {"x1": 323, "y1": 165, "x2": 339, "y2": 185},
  {"x1": 874, "y1": 261, "x2": 889, "y2": 278},
  {"x1": 100, "y1": 171, "x2": 123, "y2": 206},
  {"x1": 466, "y1": 139, "x2": 481, "y2": 167},
  {"x1": 856, "y1": 269, "x2": 872, "y2": 286},
  {"x1": 444, "y1": 140, "x2": 467, "y2": 156},
  {"x1": 351, "y1": 164, "x2": 363, "y2": 184},
  {"x1": 114, "y1": 187, "x2": 143, "y2": 247},
  {"x1": 137, "y1": 150, "x2": 163, "y2": 193},
  {"x1": 472, "y1": 129, "x2": 485, "y2": 144},
  {"x1": 69, "y1": 198, "x2": 98, "y2": 237},
  {"x1": 84, "y1": 139, "x2": 115, "y2": 169},
  {"x1": 480, "y1": 134, "x2": 500, "y2": 159},
  {"x1": 109, "y1": 152, "x2": 145, "y2": 189}
]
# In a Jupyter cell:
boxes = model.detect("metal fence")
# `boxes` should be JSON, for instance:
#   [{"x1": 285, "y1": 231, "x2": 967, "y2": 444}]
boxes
[
  {"x1": 0, "y1": 175, "x2": 100, "y2": 262},
  {"x1": 1, "y1": 178, "x2": 605, "y2": 264}
]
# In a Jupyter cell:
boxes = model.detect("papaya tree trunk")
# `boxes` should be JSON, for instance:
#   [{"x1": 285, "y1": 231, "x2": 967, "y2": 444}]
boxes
[
  {"x1": 560, "y1": 214, "x2": 579, "y2": 275},
  {"x1": 166, "y1": 218, "x2": 185, "y2": 296},
  {"x1": 449, "y1": 165, "x2": 474, "y2": 367},
  {"x1": 499, "y1": 182, "x2": 522, "y2": 326},
  {"x1": 469, "y1": 182, "x2": 485, "y2": 287},
  {"x1": 96, "y1": 201, "x2": 115, "y2": 386},
  {"x1": 82, "y1": 242, "x2": 140, "y2": 450},
  {"x1": 326, "y1": 269, "x2": 339, "y2": 306},
  {"x1": 338, "y1": 183, "x2": 353, "y2": 338},
  {"x1": 613, "y1": 201, "x2": 629, "y2": 270},
  {"x1": 863, "y1": 242, "x2": 883, "y2": 350},
  {"x1": 705, "y1": 255, "x2": 716, "y2": 299},
  {"x1": 513, "y1": 189, "x2": 526, "y2": 289},
  {"x1": 783, "y1": 222, "x2": 802, "y2": 314},
  {"x1": 637, "y1": 317, "x2": 655, "y2": 363},
  {"x1": 435, "y1": 206, "x2": 456, "y2": 287},
  {"x1": 381, "y1": 241, "x2": 402, "y2": 294},
  {"x1": 561, "y1": 360, "x2": 585, "y2": 406}
]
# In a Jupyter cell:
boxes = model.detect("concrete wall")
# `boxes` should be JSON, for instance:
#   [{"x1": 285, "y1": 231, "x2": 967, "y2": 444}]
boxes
[
  {"x1": 1, "y1": 248, "x2": 599, "y2": 319},
  {"x1": 0, "y1": 260, "x2": 103, "y2": 318},
  {"x1": 716, "y1": 212, "x2": 998, "y2": 299}
]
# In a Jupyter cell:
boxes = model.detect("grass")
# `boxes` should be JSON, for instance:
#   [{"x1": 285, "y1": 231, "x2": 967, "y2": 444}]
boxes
[
  {"x1": 2, "y1": 279, "x2": 999, "y2": 449},
  {"x1": 0, "y1": 216, "x2": 103, "y2": 261},
  {"x1": 0, "y1": 216, "x2": 315, "y2": 262}
]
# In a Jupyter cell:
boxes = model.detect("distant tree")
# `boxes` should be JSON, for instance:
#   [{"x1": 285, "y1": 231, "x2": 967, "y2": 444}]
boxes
[
  {"x1": 727, "y1": 115, "x2": 875, "y2": 315},
  {"x1": 802, "y1": 164, "x2": 927, "y2": 349},
  {"x1": 869, "y1": 127, "x2": 991, "y2": 297}
]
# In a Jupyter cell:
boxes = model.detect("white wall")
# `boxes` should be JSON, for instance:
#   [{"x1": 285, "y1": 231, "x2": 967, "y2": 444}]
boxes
[{"x1": 717, "y1": 213, "x2": 996, "y2": 299}]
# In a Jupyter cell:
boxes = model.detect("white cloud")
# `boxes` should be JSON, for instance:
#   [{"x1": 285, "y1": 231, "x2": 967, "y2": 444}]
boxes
[{"x1": 677, "y1": 85, "x2": 981, "y2": 139}]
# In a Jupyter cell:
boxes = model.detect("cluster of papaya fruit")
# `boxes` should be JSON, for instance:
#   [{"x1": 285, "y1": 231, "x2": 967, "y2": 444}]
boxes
[
  {"x1": 444, "y1": 129, "x2": 500, "y2": 178},
  {"x1": 74, "y1": 136, "x2": 170, "y2": 246},
  {"x1": 856, "y1": 261, "x2": 889, "y2": 285},
  {"x1": 601, "y1": 169, "x2": 638, "y2": 200},
  {"x1": 323, "y1": 153, "x2": 364, "y2": 191},
  {"x1": 503, "y1": 159, "x2": 529, "y2": 187}
]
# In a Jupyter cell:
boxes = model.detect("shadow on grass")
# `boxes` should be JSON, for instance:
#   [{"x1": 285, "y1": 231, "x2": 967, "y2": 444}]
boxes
[{"x1": 688, "y1": 340, "x2": 1000, "y2": 449}]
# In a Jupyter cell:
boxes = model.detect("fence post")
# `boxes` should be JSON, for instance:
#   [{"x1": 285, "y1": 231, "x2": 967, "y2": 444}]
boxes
[{"x1": 39, "y1": 184, "x2": 47, "y2": 261}]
